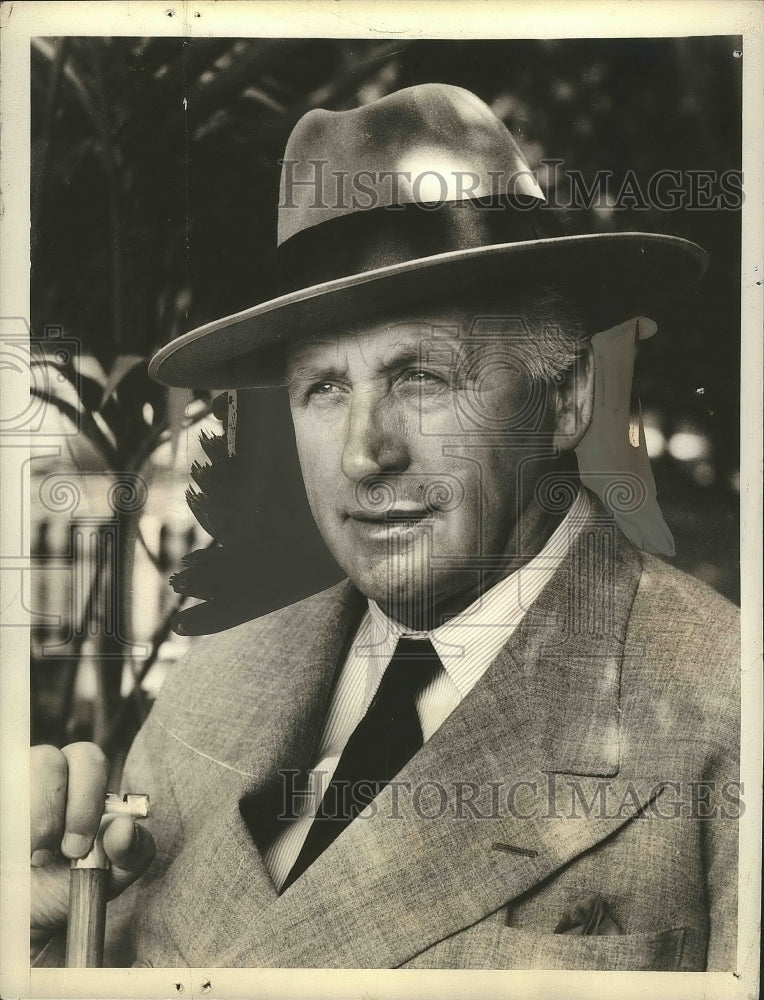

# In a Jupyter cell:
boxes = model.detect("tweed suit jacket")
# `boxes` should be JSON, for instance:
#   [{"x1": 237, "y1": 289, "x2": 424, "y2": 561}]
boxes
[{"x1": 40, "y1": 505, "x2": 739, "y2": 971}]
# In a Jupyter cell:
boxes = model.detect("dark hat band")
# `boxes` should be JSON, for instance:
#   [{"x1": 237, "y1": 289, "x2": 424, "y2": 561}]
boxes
[{"x1": 275, "y1": 195, "x2": 560, "y2": 295}]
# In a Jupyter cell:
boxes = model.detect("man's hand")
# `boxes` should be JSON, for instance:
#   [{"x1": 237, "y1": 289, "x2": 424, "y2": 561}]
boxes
[{"x1": 30, "y1": 742, "x2": 155, "y2": 941}]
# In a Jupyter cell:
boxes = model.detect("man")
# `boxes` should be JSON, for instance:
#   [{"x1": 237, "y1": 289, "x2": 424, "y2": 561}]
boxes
[{"x1": 30, "y1": 84, "x2": 739, "y2": 970}]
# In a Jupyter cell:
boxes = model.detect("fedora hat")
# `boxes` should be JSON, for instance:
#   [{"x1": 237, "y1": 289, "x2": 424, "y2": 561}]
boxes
[{"x1": 149, "y1": 83, "x2": 708, "y2": 389}]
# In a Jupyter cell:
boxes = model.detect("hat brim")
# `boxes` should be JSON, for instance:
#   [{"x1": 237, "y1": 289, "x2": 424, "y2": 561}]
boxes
[{"x1": 148, "y1": 232, "x2": 708, "y2": 389}]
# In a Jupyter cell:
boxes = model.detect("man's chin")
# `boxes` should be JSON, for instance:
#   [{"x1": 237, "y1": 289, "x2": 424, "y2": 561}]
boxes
[
  {"x1": 344, "y1": 563, "x2": 470, "y2": 629},
  {"x1": 345, "y1": 567, "x2": 435, "y2": 618}
]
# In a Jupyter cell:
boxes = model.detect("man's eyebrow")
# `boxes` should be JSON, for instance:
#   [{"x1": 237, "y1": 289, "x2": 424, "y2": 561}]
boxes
[
  {"x1": 287, "y1": 341, "x2": 460, "y2": 383},
  {"x1": 377, "y1": 346, "x2": 433, "y2": 373},
  {"x1": 361, "y1": 346, "x2": 463, "y2": 381},
  {"x1": 286, "y1": 357, "x2": 348, "y2": 383}
]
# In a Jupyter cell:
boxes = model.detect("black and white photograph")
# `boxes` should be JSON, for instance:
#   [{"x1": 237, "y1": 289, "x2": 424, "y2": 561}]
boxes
[{"x1": 1, "y1": 2, "x2": 761, "y2": 998}]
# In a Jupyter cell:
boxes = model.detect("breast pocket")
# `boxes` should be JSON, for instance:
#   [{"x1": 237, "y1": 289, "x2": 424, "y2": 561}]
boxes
[{"x1": 403, "y1": 922, "x2": 706, "y2": 970}]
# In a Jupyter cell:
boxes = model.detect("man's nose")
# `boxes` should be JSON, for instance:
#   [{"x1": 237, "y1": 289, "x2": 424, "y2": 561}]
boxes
[{"x1": 340, "y1": 394, "x2": 410, "y2": 481}]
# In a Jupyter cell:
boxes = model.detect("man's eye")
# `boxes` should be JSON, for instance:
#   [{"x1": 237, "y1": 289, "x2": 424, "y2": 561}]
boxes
[
  {"x1": 401, "y1": 369, "x2": 446, "y2": 386},
  {"x1": 308, "y1": 381, "x2": 342, "y2": 397}
]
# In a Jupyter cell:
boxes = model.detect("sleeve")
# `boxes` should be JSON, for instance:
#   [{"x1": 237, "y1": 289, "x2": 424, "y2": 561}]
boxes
[
  {"x1": 702, "y1": 628, "x2": 741, "y2": 972},
  {"x1": 702, "y1": 758, "x2": 740, "y2": 969},
  {"x1": 101, "y1": 707, "x2": 185, "y2": 968}
]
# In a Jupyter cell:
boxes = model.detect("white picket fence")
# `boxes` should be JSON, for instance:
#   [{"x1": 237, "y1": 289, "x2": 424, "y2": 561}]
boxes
[{"x1": 30, "y1": 470, "x2": 208, "y2": 706}]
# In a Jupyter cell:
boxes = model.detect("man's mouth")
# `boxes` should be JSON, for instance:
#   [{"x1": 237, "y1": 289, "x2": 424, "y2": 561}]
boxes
[{"x1": 345, "y1": 506, "x2": 435, "y2": 536}]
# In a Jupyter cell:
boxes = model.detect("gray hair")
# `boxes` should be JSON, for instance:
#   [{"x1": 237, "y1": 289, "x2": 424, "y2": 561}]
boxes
[
  {"x1": 513, "y1": 285, "x2": 592, "y2": 382},
  {"x1": 455, "y1": 283, "x2": 592, "y2": 384}
]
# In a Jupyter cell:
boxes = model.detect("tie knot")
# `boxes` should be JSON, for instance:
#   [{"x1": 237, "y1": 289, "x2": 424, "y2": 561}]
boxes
[
  {"x1": 379, "y1": 637, "x2": 442, "y2": 700},
  {"x1": 394, "y1": 636, "x2": 439, "y2": 660}
]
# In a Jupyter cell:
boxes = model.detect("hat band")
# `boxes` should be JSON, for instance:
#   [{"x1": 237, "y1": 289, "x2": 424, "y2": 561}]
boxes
[{"x1": 275, "y1": 195, "x2": 558, "y2": 295}]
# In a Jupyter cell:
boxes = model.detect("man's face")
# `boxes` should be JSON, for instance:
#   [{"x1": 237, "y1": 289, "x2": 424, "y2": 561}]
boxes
[{"x1": 286, "y1": 300, "x2": 583, "y2": 624}]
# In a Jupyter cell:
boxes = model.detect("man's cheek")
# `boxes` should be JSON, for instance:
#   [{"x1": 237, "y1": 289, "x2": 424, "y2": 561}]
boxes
[
  {"x1": 440, "y1": 505, "x2": 479, "y2": 559},
  {"x1": 302, "y1": 473, "x2": 335, "y2": 527}
]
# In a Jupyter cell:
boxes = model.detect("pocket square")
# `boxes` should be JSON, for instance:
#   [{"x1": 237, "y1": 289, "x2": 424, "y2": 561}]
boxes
[{"x1": 554, "y1": 892, "x2": 623, "y2": 936}]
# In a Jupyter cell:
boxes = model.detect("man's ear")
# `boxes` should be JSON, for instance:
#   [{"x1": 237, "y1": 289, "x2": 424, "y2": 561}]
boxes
[{"x1": 551, "y1": 345, "x2": 594, "y2": 451}]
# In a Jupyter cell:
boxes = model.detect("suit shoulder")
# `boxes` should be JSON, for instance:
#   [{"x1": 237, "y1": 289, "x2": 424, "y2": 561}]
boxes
[
  {"x1": 634, "y1": 555, "x2": 739, "y2": 640},
  {"x1": 154, "y1": 579, "x2": 358, "y2": 707},
  {"x1": 209, "y1": 577, "x2": 357, "y2": 645},
  {"x1": 625, "y1": 555, "x2": 740, "y2": 733}
]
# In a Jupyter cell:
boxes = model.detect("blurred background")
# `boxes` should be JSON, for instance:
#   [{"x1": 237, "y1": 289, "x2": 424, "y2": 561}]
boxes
[{"x1": 29, "y1": 36, "x2": 742, "y2": 770}]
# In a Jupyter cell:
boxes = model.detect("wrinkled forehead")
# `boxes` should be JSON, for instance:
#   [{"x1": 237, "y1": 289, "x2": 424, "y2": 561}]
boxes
[
  {"x1": 287, "y1": 320, "x2": 452, "y2": 374},
  {"x1": 285, "y1": 292, "x2": 546, "y2": 371}
]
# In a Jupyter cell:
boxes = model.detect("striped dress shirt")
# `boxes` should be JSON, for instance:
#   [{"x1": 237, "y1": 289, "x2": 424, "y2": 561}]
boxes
[{"x1": 264, "y1": 489, "x2": 591, "y2": 888}]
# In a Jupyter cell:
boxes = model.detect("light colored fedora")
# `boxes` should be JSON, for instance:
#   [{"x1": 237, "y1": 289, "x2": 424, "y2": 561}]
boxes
[{"x1": 149, "y1": 83, "x2": 708, "y2": 389}]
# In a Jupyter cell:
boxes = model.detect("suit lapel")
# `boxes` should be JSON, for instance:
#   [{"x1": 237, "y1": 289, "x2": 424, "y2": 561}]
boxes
[
  {"x1": 210, "y1": 507, "x2": 651, "y2": 968},
  {"x1": 143, "y1": 580, "x2": 367, "y2": 966}
]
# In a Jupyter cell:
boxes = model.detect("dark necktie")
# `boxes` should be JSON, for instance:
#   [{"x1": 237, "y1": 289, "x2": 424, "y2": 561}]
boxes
[{"x1": 280, "y1": 637, "x2": 442, "y2": 892}]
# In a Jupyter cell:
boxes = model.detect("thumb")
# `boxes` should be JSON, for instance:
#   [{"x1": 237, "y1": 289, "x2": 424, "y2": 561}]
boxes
[{"x1": 102, "y1": 816, "x2": 155, "y2": 896}]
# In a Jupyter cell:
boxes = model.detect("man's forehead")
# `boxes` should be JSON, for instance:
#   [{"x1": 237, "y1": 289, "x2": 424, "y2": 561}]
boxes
[
  {"x1": 286, "y1": 325, "x2": 453, "y2": 375},
  {"x1": 285, "y1": 294, "x2": 540, "y2": 368},
  {"x1": 290, "y1": 318, "x2": 453, "y2": 353}
]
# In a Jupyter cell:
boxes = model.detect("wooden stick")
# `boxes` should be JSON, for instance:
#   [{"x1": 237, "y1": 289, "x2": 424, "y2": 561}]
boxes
[
  {"x1": 65, "y1": 793, "x2": 150, "y2": 968},
  {"x1": 65, "y1": 869, "x2": 108, "y2": 968}
]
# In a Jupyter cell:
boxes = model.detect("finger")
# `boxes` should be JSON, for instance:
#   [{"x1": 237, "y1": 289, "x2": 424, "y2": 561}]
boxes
[
  {"x1": 60, "y1": 742, "x2": 110, "y2": 859},
  {"x1": 102, "y1": 817, "x2": 156, "y2": 895},
  {"x1": 30, "y1": 745, "x2": 67, "y2": 862},
  {"x1": 30, "y1": 860, "x2": 71, "y2": 933}
]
